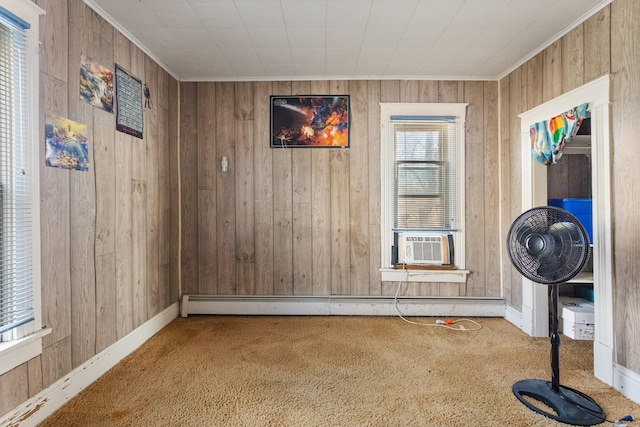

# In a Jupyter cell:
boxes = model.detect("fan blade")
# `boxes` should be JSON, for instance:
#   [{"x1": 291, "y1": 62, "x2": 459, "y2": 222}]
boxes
[
  {"x1": 548, "y1": 221, "x2": 582, "y2": 243},
  {"x1": 515, "y1": 223, "x2": 534, "y2": 247},
  {"x1": 536, "y1": 254, "x2": 559, "y2": 278}
]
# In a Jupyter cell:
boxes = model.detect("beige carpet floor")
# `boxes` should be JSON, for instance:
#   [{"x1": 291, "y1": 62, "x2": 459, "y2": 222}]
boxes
[{"x1": 41, "y1": 316, "x2": 639, "y2": 426}]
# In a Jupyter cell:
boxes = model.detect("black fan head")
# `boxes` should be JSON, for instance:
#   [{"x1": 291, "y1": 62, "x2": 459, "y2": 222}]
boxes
[{"x1": 507, "y1": 206, "x2": 590, "y2": 285}]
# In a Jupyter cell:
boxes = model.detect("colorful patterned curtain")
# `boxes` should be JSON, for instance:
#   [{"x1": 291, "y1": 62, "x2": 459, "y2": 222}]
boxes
[{"x1": 530, "y1": 102, "x2": 588, "y2": 165}]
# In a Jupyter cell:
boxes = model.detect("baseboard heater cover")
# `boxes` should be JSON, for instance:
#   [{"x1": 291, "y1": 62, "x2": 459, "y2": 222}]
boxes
[{"x1": 181, "y1": 295, "x2": 506, "y2": 318}]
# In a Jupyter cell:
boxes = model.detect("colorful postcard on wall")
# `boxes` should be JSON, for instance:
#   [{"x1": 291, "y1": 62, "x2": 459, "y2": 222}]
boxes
[
  {"x1": 45, "y1": 113, "x2": 90, "y2": 171},
  {"x1": 79, "y1": 54, "x2": 114, "y2": 113},
  {"x1": 270, "y1": 95, "x2": 350, "y2": 148},
  {"x1": 115, "y1": 63, "x2": 144, "y2": 139}
]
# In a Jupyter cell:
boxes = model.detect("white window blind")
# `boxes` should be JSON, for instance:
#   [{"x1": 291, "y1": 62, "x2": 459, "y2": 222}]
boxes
[
  {"x1": 391, "y1": 116, "x2": 459, "y2": 231},
  {"x1": 0, "y1": 7, "x2": 34, "y2": 341}
]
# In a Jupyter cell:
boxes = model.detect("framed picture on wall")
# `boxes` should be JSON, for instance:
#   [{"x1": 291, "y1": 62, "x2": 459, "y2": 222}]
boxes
[{"x1": 270, "y1": 95, "x2": 350, "y2": 148}]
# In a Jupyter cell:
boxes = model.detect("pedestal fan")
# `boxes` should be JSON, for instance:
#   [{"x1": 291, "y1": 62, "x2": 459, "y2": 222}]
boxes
[{"x1": 506, "y1": 206, "x2": 605, "y2": 426}]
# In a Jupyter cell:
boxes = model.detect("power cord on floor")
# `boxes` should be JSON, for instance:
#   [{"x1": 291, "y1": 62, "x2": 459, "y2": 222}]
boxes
[
  {"x1": 393, "y1": 269, "x2": 482, "y2": 331},
  {"x1": 607, "y1": 415, "x2": 634, "y2": 426}
]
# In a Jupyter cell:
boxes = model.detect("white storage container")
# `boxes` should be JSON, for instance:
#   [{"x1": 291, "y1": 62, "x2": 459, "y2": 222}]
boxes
[{"x1": 562, "y1": 303, "x2": 594, "y2": 340}]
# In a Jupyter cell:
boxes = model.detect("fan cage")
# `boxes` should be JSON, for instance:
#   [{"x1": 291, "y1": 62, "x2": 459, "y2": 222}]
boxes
[{"x1": 507, "y1": 206, "x2": 590, "y2": 285}]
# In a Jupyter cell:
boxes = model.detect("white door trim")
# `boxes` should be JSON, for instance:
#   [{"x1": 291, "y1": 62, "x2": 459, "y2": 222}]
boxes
[{"x1": 517, "y1": 74, "x2": 613, "y2": 386}]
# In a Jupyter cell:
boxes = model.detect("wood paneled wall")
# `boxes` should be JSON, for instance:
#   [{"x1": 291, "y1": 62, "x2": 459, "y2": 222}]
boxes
[
  {"x1": 500, "y1": 0, "x2": 640, "y2": 372},
  {"x1": 179, "y1": 80, "x2": 501, "y2": 299},
  {"x1": 610, "y1": 0, "x2": 640, "y2": 373},
  {"x1": 0, "y1": 0, "x2": 179, "y2": 417},
  {"x1": 3, "y1": 0, "x2": 639, "y2": 420}
]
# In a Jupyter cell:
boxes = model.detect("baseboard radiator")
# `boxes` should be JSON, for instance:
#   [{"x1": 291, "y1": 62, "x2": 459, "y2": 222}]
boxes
[{"x1": 180, "y1": 295, "x2": 506, "y2": 318}]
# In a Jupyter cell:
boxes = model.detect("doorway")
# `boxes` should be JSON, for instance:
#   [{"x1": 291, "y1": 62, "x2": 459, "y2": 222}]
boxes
[{"x1": 517, "y1": 75, "x2": 613, "y2": 386}]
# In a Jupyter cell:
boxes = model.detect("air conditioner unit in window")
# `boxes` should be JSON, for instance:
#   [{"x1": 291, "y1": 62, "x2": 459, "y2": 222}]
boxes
[{"x1": 396, "y1": 232, "x2": 454, "y2": 266}]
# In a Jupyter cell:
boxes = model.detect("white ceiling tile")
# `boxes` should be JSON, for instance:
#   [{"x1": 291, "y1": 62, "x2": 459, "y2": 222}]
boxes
[
  {"x1": 431, "y1": 28, "x2": 474, "y2": 50},
  {"x1": 396, "y1": 26, "x2": 441, "y2": 50},
  {"x1": 257, "y1": 48, "x2": 293, "y2": 65},
  {"x1": 423, "y1": 47, "x2": 463, "y2": 64},
  {"x1": 366, "y1": 0, "x2": 417, "y2": 28},
  {"x1": 190, "y1": 3, "x2": 245, "y2": 29},
  {"x1": 535, "y1": 2, "x2": 594, "y2": 35},
  {"x1": 210, "y1": 29, "x2": 254, "y2": 49},
  {"x1": 447, "y1": 0, "x2": 510, "y2": 30},
  {"x1": 384, "y1": 62, "x2": 420, "y2": 76},
  {"x1": 263, "y1": 63, "x2": 296, "y2": 77},
  {"x1": 154, "y1": 48, "x2": 228, "y2": 69},
  {"x1": 324, "y1": 62, "x2": 357, "y2": 77},
  {"x1": 294, "y1": 63, "x2": 325, "y2": 77},
  {"x1": 188, "y1": 0, "x2": 235, "y2": 4},
  {"x1": 470, "y1": 28, "x2": 520, "y2": 50},
  {"x1": 222, "y1": 48, "x2": 261, "y2": 64},
  {"x1": 490, "y1": 1, "x2": 555, "y2": 31},
  {"x1": 390, "y1": 48, "x2": 428, "y2": 64},
  {"x1": 416, "y1": 62, "x2": 473, "y2": 78},
  {"x1": 233, "y1": 63, "x2": 267, "y2": 77},
  {"x1": 287, "y1": 29, "x2": 326, "y2": 49},
  {"x1": 291, "y1": 48, "x2": 325, "y2": 65},
  {"x1": 466, "y1": 61, "x2": 511, "y2": 79},
  {"x1": 325, "y1": 48, "x2": 359, "y2": 64},
  {"x1": 149, "y1": 4, "x2": 202, "y2": 29},
  {"x1": 142, "y1": 0, "x2": 188, "y2": 5},
  {"x1": 409, "y1": 0, "x2": 463, "y2": 29},
  {"x1": 354, "y1": 62, "x2": 387, "y2": 76},
  {"x1": 248, "y1": 29, "x2": 290, "y2": 49},
  {"x1": 234, "y1": 0, "x2": 278, "y2": 3},
  {"x1": 326, "y1": 0, "x2": 371, "y2": 30},
  {"x1": 168, "y1": 29, "x2": 217, "y2": 49},
  {"x1": 361, "y1": 27, "x2": 402, "y2": 49},
  {"x1": 182, "y1": 48, "x2": 229, "y2": 65},
  {"x1": 455, "y1": 47, "x2": 503, "y2": 65},
  {"x1": 552, "y1": 0, "x2": 604, "y2": 18},
  {"x1": 235, "y1": 3, "x2": 286, "y2": 29},
  {"x1": 358, "y1": 48, "x2": 394, "y2": 63},
  {"x1": 281, "y1": 2, "x2": 326, "y2": 29},
  {"x1": 325, "y1": 29, "x2": 364, "y2": 50}
]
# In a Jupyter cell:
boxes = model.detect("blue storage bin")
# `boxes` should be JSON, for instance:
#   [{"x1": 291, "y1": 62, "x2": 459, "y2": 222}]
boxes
[
  {"x1": 575, "y1": 284, "x2": 594, "y2": 303},
  {"x1": 548, "y1": 198, "x2": 593, "y2": 243}
]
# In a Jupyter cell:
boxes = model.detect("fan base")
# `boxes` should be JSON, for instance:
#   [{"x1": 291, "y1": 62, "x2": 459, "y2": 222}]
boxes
[{"x1": 513, "y1": 379, "x2": 605, "y2": 426}]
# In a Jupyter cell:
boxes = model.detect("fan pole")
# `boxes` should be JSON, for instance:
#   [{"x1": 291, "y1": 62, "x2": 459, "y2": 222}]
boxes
[{"x1": 550, "y1": 284, "x2": 560, "y2": 392}]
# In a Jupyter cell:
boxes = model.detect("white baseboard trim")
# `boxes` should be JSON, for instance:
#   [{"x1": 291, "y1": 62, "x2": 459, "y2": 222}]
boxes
[
  {"x1": 614, "y1": 363, "x2": 640, "y2": 404},
  {"x1": 503, "y1": 304, "x2": 523, "y2": 330},
  {"x1": 1, "y1": 302, "x2": 179, "y2": 427},
  {"x1": 594, "y1": 340, "x2": 614, "y2": 386},
  {"x1": 180, "y1": 295, "x2": 506, "y2": 317}
]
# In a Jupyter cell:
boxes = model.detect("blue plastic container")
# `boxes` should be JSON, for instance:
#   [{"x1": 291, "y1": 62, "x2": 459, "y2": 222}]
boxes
[
  {"x1": 575, "y1": 284, "x2": 594, "y2": 302},
  {"x1": 548, "y1": 198, "x2": 593, "y2": 243}
]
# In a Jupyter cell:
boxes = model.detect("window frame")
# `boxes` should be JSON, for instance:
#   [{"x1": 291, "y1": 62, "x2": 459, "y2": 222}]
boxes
[
  {"x1": 0, "y1": 0, "x2": 47, "y2": 377},
  {"x1": 380, "y1": 103, "x2": 469, "y2": 283},
  {"x1": 393, "y1": 120, "x2": 458, "y2": 231}
]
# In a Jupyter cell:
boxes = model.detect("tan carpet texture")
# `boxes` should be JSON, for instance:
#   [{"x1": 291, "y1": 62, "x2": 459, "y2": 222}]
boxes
[{"x1": 41, "y1": 316, "x2": 639, "y2": 426}]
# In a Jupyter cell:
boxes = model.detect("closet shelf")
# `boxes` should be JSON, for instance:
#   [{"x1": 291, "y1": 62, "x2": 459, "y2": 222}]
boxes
[{"x1": 568, "y1": 271, "x2": 593, "y2": 284}]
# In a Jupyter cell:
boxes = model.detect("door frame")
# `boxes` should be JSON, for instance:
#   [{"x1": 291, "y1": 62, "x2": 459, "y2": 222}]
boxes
[{"x1": 517, "y1": 74, "x2": 613, "y2": 386}]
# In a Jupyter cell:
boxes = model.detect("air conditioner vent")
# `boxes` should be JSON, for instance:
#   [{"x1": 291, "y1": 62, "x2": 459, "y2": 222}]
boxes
[{"x1": 397, "y1": 233, "x2": 453, "y2": 266}]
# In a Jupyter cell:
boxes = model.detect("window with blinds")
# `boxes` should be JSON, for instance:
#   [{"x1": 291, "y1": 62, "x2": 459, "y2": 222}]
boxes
[
  {"x1": 391, "y1": 117, "x2": 459, "y2": 231},
  {"x1": 0, "y1": 8, "x2": 34, "y2": 342}
]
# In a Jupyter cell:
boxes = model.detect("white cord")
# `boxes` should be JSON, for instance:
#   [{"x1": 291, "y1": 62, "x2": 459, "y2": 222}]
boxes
[{"x1": 393, "y1": 267, "x2": 482, "y2": 331}]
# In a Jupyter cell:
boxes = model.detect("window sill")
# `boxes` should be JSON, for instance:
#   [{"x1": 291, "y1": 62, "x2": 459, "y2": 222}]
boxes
[
  {"x1": 380, "y1": 267, "x2": 469, "y2": 283},
  {"x1": 0, "y1": 328, "x2": 51, "y2": 376}
]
